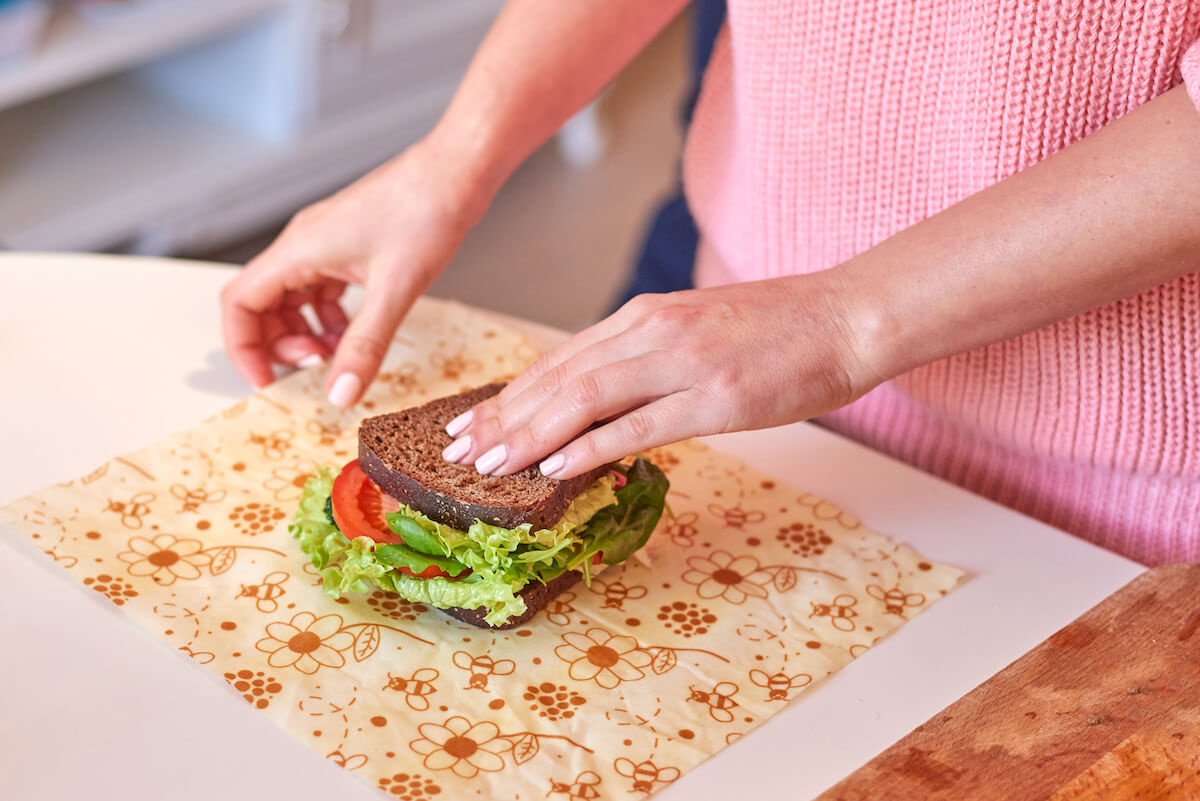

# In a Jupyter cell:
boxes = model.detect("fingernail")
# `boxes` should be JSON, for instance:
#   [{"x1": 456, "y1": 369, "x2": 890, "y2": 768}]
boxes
[
  {"x1": 442, "y1": 435, "x2": 471, "y2": 463},
  {"x1": 539, "y1": 453, "x2": 565, "y2": 478},
  {"x1": 475, "y1": 444, "x2": 507, "y2": 475},
  {"x1": 445, "y1": 410, "x2": 473, "y2": 437},
  {"x1": 328, "y1": 373, "x2": 362, "y2": 408},
  {"x1": 297, "y1": 354, "x2": 324, "y2": 368}
]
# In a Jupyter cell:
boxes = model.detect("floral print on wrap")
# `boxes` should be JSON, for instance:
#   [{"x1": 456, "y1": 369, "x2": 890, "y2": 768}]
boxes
[{"x1": 0, "y1": 298, "x2": 964, "y2": 800}]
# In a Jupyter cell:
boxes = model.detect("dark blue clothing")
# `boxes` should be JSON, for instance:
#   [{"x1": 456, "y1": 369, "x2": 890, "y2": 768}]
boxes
[{"x1": 612, "y1": 0, "x2": 727, "y2": 309}]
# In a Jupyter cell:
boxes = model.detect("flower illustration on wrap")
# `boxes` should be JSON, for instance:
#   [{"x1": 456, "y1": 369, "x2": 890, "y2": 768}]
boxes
[
  {"x1": 255, "y1": 611, "x2": 355, "y2": 674},
  {"x1": 555, "y1": 628, "x2": 652, "y2": 689},
  {"x1": 410, "y1": 717, "x2": 509, "y2": 778},
  {"x1": 118, "y1": 534, "x2": 212, "y2": 585},
  {"x1": 681, "y1": 551, "x2": 774, "y2": 603},
  {"x1": 262, "y1": 458, "x2": 319, "y2": 502},
  {"x1": 378, "y1": 363, "x2": 420, "y2": 397}
]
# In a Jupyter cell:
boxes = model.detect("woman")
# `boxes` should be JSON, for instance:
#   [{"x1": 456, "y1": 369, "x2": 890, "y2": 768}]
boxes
[{"x1": 222, "y1": 1, "x2": 1200, "y2": 565}]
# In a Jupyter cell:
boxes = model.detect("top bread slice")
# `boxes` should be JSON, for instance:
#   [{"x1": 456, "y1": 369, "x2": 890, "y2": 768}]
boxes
[{"x1": 358, "y1": 383, "x2": 610, "y2": 532}]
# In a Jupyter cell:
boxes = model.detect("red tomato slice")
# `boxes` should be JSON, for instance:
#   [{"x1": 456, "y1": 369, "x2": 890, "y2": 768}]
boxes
[
  {"x1": 329, "y1": 461, "x2": 458, "y2": 579},
  {"x1": 331, "y1": 460, "x2": 401, "y2": 543},
  {"x1": 608, "y1": 468, "x2": 628, "y2": 489}
]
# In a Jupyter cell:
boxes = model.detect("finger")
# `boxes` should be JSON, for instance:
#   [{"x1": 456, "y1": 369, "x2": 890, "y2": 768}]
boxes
[
  {"x1": 255, "y1": 308, "x2": 323, "y2": 368},
  {"x1": 448, "y1": 298, "x2": 669, "y2": 438},
  {"x1": 259, "y1": 308, "x2": 289, "y2": 354},
  {"x1": 271, "y1": 334, "x2": 328, "y2": 367},
  {"x1": 278, "y1": 289, "x2": 329, "y2": 363},
  {"x1": 448, "y1": 331, "x2": 656, "y2": 459},
  {"x1": 221, "y1": 297, "x2": 274, "y2": 388},
  {"x1": 313, "y1": 280, "x2": 350, "y2": 338},
  {"x1": 455, "y1": 353, "x2": 684, "y2": 476},
  {"x1": 279, "y1": 290, "x2": 315, "y2": 335},
  {"x1": 325, "y1": 275, "x2": 416, "y2": 408},
  {"x1": 446, "y1": 338, "x2": 677, "y2": 468},
  {"x1": 455, "y1": 294, "x2": 663, "y2": 433},
  {"x1": 538, "y1": 391, "x2": 703, "y2": 479},
  {"x1": 220, "y1": 247, "x2": 323, "y2": 387}
]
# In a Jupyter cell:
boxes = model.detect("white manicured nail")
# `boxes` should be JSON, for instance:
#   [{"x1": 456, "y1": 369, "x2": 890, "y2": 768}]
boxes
[
  {"x1": 445, "y1": 410, "x2": 473, "y2": 437},
  {"x1": 475, "y1": 444, "x2": 507, "y2": 475},
  {"x1": 328, "y1": 373, "x2": 362, "y2": 408},
  {"x1": 442, "y1": 436, "x2": 471, "y2": 463},
  {"x1": 297, "y1": 354, "x2": 324, "y2": 368},
  {"x1": 539, "y1": 453, "x2": 565, "y2": 478}
]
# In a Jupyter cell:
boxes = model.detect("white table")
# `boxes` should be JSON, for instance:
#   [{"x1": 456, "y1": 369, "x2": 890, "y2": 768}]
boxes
[{"x1": 0, "y1": 253, "x2": 1144, "y2": 799}]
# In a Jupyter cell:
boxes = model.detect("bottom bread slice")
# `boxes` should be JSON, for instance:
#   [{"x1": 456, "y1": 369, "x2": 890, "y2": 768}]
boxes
[{"x1": 438, "y1": 570, "x2": 584, "y2": 629}]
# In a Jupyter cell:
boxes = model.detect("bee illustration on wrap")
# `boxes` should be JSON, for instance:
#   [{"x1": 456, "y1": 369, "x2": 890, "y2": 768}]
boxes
[
  {"x1": 866, "y1": 584, "x2": 926, "y2": 617},
  {"x1": 236, "y1": 571, "x2": 289, "y2": 613},
  {"x1": 452, "y1": 650, "x2": 515, "y2": 690},
  {"x1": 749, "y1": 668, "x2": 812, "y2": 701},
  {"x1": 810, "y1": 594, "x2": 859, "y2": 631},
  {"x1": 169, "y1": 484, "x2": 226, "y2": 514},
  {"x1": 592, "y1": 578, "x2": 647, "y2": 611},
  {"x1": 305, "y1": 419, "x2": 343, "y2": 448},
  {"x1": 615, "y1": 757, "x2": 681, "y2": 793},
  {"x1": 382, "y1": 668, "x2": 439, "y2": 710},
  {"x1": 247, "y1": 429, "x2": 294, "y2": 460},
  {"x1": 105, "y1": 492, "x2": 156, "y2": 529},
  {"x1": 665, "y1": 511, "x2": 699, "y2": 547},
  {"x1": 687, "y1": 681, "x2": 740, "y2": 722},
  {"x1": 706, "y1": 503, "x2": 765, "y2": 530},
  {"x1": 543, "y1": 592, "x2": 576, "y2": 625},
  {"x1": 326, "y1": 749, "x2": 368, "y2": 770},
  {"x1": 546, "y1": 770, "x2": 601, "y2": 799}
]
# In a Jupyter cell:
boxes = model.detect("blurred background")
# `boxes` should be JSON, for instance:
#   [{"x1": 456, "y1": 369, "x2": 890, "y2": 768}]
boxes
[{"x1": 0, "y1": 0, "x2": 692, "y2": 329}]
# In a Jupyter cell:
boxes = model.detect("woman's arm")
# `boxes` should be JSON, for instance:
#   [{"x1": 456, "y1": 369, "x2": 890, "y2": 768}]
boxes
[
  {"x1": 446, "y1": 85, "x2": 1200, "y2": 479},
  {"x1": 220, "y1": 0, "x2": 688, "y2": 401},
  {"x1": 845, "y1": 84, "x2": 1200, "y2": 382},
  {"x1": 434, "y1": 0, "x2": 692, "y2": 201}
]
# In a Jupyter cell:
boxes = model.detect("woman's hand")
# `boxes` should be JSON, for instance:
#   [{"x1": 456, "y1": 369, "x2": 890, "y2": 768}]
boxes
[
  {"x1": 219, "y1": 0, "x2": 685, "y2": 408},
  {"x1": 441, "y1": 274, "x2": 879, "y2": 479},
  {"x1": 220, "y1": 137, "x2": 489, "y2": 407}
]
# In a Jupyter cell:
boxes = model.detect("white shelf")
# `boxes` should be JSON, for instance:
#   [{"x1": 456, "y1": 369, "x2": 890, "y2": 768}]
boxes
[
  {"x1": 0, "y1": 0, "x2": 502, "y2": 254},
  {"x1": 0, "y1": 70, "x2": 458, "y2": 251},
  {"x1": 0, "y1": 74, "x2": 266, "y2": 249},
  {"x1": 0, "y1": 0, "x2": 283, "y2": 113}
]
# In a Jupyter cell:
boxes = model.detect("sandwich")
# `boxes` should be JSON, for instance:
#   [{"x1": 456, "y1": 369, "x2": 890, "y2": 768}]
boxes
[{"x1": 291, "y1": 383, "x2": 669, "y2": 628}]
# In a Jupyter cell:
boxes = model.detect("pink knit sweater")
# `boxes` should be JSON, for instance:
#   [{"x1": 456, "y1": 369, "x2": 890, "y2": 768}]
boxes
[{"x1": 683, "y1": 2, "x2": 1200, "y2": 566}]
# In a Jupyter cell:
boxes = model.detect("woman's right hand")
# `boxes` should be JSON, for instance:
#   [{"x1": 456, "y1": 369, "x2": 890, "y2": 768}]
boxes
[
  {"x1": 221, "y1": 0, "x2": 687, "y2": 407},
  {"x1": 220, "y1": 136, "x2": 492, "y2": 407}
]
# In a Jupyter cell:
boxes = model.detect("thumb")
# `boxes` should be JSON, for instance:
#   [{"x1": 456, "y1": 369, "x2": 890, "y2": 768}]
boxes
[{"x1": 325, "y1": 282, "x2": 411, "y2": 408}]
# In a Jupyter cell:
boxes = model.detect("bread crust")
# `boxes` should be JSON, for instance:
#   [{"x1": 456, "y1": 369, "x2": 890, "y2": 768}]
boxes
[{"x1": 440, "y1": 570, "x2": 583, "y2": 629}]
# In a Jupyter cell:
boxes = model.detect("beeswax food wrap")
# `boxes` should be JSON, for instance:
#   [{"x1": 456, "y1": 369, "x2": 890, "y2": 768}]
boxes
[{"x1": 1, "y1": 298, "x2": 964, "y2": 800}]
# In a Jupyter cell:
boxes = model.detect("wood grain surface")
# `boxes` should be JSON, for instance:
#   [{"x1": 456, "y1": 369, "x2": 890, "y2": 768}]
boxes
[{"x1": 818, "y1": 564, "x2": 1200, "y2": 800}]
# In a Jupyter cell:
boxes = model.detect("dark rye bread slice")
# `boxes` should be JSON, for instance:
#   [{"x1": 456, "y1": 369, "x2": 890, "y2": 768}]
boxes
[{"x1": 358, "y1": 383, "x2": 609, "y2": 531}]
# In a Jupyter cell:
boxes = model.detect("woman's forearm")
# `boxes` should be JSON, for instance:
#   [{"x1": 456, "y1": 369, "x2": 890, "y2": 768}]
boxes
[
  {"x1": 838, "y1": 85, "x2": 1200, "y2": 385},
  {"x1": 427, "y1": 0, "x2": 689, "y2": 203}
]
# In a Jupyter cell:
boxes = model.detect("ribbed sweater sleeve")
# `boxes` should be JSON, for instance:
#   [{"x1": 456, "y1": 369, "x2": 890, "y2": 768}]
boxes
[{"x1": 1183, "y1": 38, "x2": 1200, "y2": 111}]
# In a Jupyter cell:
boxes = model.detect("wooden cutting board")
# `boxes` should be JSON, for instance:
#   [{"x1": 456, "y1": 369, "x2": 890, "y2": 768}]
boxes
[{"x1": 817, "y1": 564, "x2": 1200, "y2": 800}]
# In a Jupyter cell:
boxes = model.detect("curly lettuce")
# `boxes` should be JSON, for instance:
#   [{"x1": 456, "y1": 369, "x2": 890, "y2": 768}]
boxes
[{"x1": 291, "y1": 459, "x2": 668, "y2": 626}]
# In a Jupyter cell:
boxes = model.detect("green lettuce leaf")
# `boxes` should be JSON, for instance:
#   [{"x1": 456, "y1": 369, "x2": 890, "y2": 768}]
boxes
[
  {"x1": 384, "y1": 515, "x2": 449, "y2": 556},
  {"x1": 581, "y1": 458, "x2": 670, "y2": 565},
  {"x1": 373, "y1": 543, "x2": 472, "y2": 578},
  {"x1": 291, "y1": 459, "x2": 668, "y2": 626}
]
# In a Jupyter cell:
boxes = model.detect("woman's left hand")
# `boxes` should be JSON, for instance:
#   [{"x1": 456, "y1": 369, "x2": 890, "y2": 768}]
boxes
[{"x1": 440, "y1": 272, "x2": 879, "y2": 479}]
